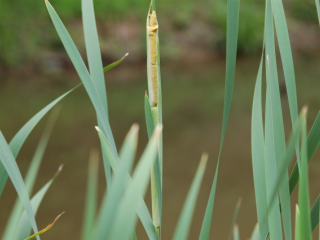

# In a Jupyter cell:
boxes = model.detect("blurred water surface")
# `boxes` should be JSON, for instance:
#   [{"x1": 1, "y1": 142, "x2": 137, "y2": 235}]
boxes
[{"x1": 1, "y1": 56, "x2": 320, "y2": 239}]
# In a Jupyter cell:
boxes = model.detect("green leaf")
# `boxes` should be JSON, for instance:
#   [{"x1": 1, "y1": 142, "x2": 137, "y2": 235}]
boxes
[
  {"x1": 270, "y1": 0, "x2": 299, "y2": 140},
  {"x1": 81, "y1": 0, "x2": 112, "y2": 190},
  {"x1": 233, "y1": 225, "x2": 239, "y2": 240},
  {"x1": 103, "y1": 53, "x2": 129, "y2": 72},
  {"x1": 109, "y1": 125, "x2": 162, "y2": 240},
  {"x1": 2, "y1": 108, "x2": 60, "y2": 240},
  {"x1": 45, "y1": 1, "x2": 118, "y2": 165},
  {"x1": 82, "y1": 0, "x2": 107, "y2": 114},
  {"x1": 316, "y1": 0, "x2": 320, "y2": 25},
  {"x1": 295, "y1": 205, "x2": 301, "y2": 240},
  {"x1": 0, "y1": 84, "x2": 78, "y2": 197},
  {"x1": 264, "y1": 57, "x2": 282, "y2": 239},
  {"x1": 173, "y1": 154, "x2": 208, "y2": 240},
  {"x1": 249, "y1": 224, "x2": 259, "y2": 240},
  {"x1": 199, "y1": 0, "x2": 239, "y2": 238},
  {"x1": 310, "y1": 194, "x2": 320, "y2": 232},
  {"x1": 24, "y1": 212, "x2": 64, "y2": 240},
  {"x1": 145, "y1": 94, "x2": 162, "y2": 234},
  {"x1": 289, "y1": 112, "x2": 320, "y2": 193},
  {"x1": 227, "y1": 198, "x2": 242, "y2": 240},
  {"x1": 95, "y1": 125, "x2": 159, "y2": 240},
  {"x1": 0, "y1": 132, "x2": 39, "y2": 240},
  {"x1": 14, "y1": 166, "x2": 63, "y2": 240},
  {"x1": 262, "y1": 108, "x2": 303, "y2": 240},
  {"x1": 93, "y1": 125, "x2": 139, "y2": 240},
  {"x1": 251, "y1": 56, "x2": 269, "y2": 240},
  {"x1": 82, "y1": 150, "x2": 99, "y2": 240},
  {"x1": 265, "y1": 0, "x2": 292, "y2": 237},
  {"x1": 298, "y1": 109, "x2": 311, "y2": 240}
]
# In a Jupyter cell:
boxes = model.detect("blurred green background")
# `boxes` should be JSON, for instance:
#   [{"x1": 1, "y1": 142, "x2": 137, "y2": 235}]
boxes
[{"x1": 1, "y1": 0, "x2": 320, "y2": 239}]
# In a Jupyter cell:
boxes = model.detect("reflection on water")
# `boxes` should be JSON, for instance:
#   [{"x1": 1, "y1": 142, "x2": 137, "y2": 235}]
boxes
[{"x1": 0, "y1": 57, "x2": 320, "y2": 239}]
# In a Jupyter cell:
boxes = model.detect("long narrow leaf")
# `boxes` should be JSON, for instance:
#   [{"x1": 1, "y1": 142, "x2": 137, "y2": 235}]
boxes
[
  {"x1": 95, "y1": 126, "x2": 159, "y2": 240},
  {"x1": 233, "y1": 225, "x2": 239, "y2": 240},
  {"x1": 24, "y1": 213, "x2": 64, "y2": 240},
  {"x1": 298, "y1": 109, "x2": 311, "y2": 240},
  {"x1": 145, "y1": 93, "x2": 162, "y2": 231},
  {"x1": 82, "y1": 0, "x2": 112, "y2": 190},
  {"x1": 316, "y1": 0, "x2": 320, "y2": 25},
  {"x1": 199, "y1": 0, "x2": 239, "y2": 238},
  {"x1": 270, "y1": 0, "x2": 299, "y2": 137},
  {"x1": 0, "y1": 132, "x2": 39, "y2": 239},
  {"x1": 0, "y1": 84, "x2": 79, "y2": 197},
  {"x1": 251, "y1": 56, "x2": 269, "y2": 240},
  {"x1": 93, "y1": 125, "x2": 139, "y2": 240},
  {"x1": 265, "y1": 0, "x2": 292, "y2": 237},
  {"x1": 103, "y1": 53, "x2": 129, "y2": 72},
  {"x1": 310, "y1": 194, "x2": 320, "y2": 231},
  {"x1": 173, "y1": 154, "x2": 208, "y2": 240},
  {"x1": 14, "y1": 166, "x2": 63, "y2": 240},
  {"x1": 2, "y1": 108, "x2": 60, "y2": 240},
  {"x1": 295, "y1": 205, "x2": 301, "y2": 240},
  {"x1": 109, "y1": 125, "x2": 162, "y2": 240},
  {"x1": 264, "y1": 61, "x2": 282, "y2": 239},
  {"x1": 82, "y1": 150, "x2": 99, "y2": 240},
  {"x1": 250, "y1": 224, "x2": 259, "y2": 240},
  {"x1": 45, "y1": 1, "x2": 118, "y2": 164},
  {"x1": 227, "y1": 198, "x2": 242, "y2": 240},
  {"x1": 289, "y1": 112, "x2": 320, "y2": 193}
]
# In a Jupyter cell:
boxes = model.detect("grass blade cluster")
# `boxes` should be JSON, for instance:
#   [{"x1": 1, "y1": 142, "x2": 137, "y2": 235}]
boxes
[
  {"x1": 0, "y1": 132, "x2": 39, "y2": 239},
  {"x1": 14, "y1": 166, "x2": 63, "y2": 240},
  {"x1": 2, "y1": 109, "x2": 60, "y2": 240}
]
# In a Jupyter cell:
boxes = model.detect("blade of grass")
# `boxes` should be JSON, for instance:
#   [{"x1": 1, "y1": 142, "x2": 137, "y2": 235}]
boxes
[
  {"x1": 82, "y1": 150, "x2": 99, "y2": 240},
  {"x1": 298, "y1": 109, "x2": 312, "y2": 240},
  {"x1": 295, "y1": 205, "x2": 301, "y2": 240},
  {"x1": 233, "y1": 225, "x2": 239, "y2": 240},
  {"x1": 23, "y1": 212, "x2": 64, "y2": 240},
  {"x1": 82, "y1": 0, "x2": 107, "y2": 115},
  {"x1": 2, "y1": 108, "x2": 60, "y2": 240},
  {"x1": 227, "y1": 198, "x2": 242, "y2": 240},
  {"x1": 173, "y1": 154, "x2": 208, "y2": 240},
  {"x1": 310, "y1": 194, "x2": 320, "y2": 231},
  {"x1": 93, "y1": 125, "x2": 139, "y2": 240},
  {"x1": 0, "y1": 84, "x2": 79, "y2": 197},
  {"x1": 316, "y1": 0, "x2": 320, "y2": 25},
  {"x1": 199, "y1": 0, "x2": 239, "y2": 238},
  {"x1": 250, "y1": 224, "x2": 259, "y2": 240},
  {"x1": 0, "y1": 132, "x2": 39, "y2": 239},
  {"x1": 251, "y1": 55, "x2": 269, "y2": 240},
  {"x1": 45, "y1": 1, "x2": 118, "y2": 164},
  {"x1": 289, "y1": 112, "x2": 320, "y2": 193},
  {"x1": 95, "y1": 125, "x2": 159, "y2": 240},
  {"x1": 131, "y1": 231, "x2": 138, "y2": 240},
  {"x1": 103, "y1": 53, "x2": 129, "y2": 72},
  {"x1": 82, "y1": 0, "x2": 113, "y2": 190},
  {"x1": 262, "y1": 107, "x2": 304, "y2": 240},
  {"x1": 270, "y1": 0, "x2": 299, "y2": 144},
  {"x1": 109, "y1": 125, "x2": 162, "y2": 240},
  {"x1": 13, "y1": 166, "x2": 63, "y2": 240},
  {"x1": 265, "y1": 0, "x2": 292, "y2": 237},
  {"x1": 264, "y1": 58, "x2": 282, "y2": 239}
]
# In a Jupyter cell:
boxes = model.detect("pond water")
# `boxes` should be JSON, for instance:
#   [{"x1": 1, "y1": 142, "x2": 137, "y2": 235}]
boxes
[{"x1": 0, "y1": 56, "x2": 320, "y2": 239}]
